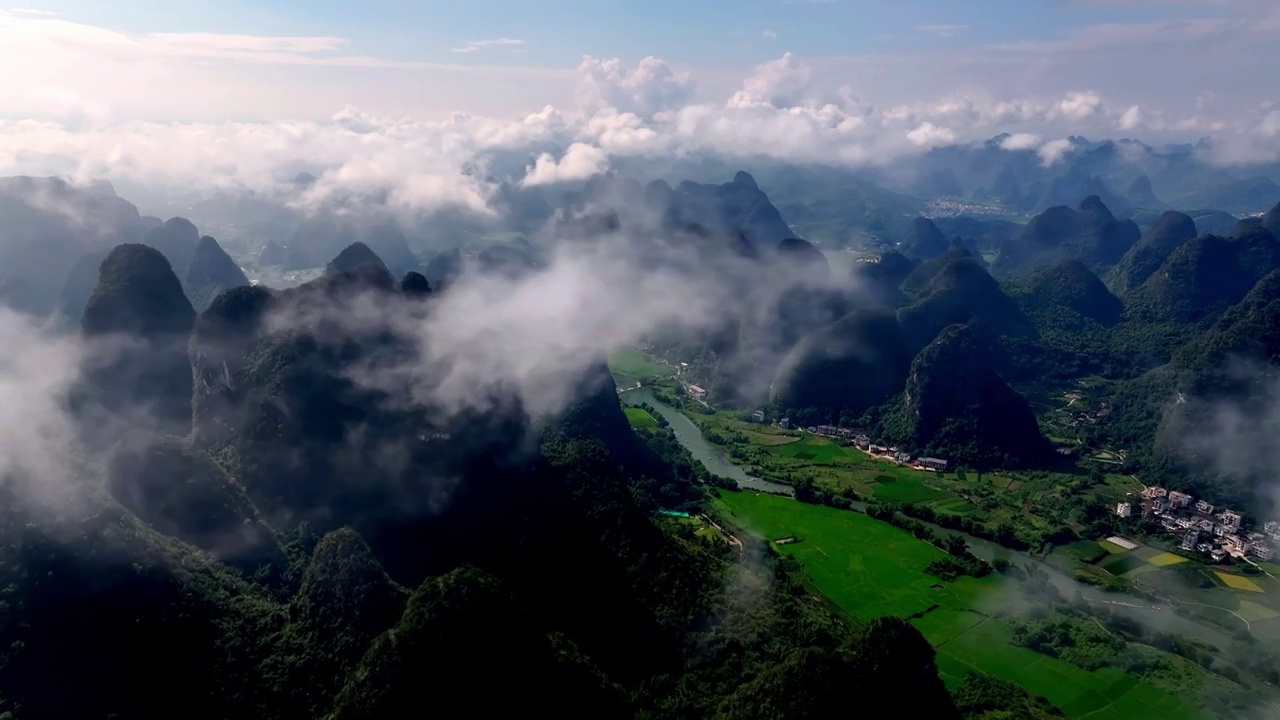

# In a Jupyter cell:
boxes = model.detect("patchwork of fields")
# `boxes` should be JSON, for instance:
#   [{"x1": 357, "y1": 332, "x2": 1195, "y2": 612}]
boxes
[
  {"x1": 1056, "y1": 536, "x2": 1280, "y2": 640},
  {"x1": 715, "y1": 491, "x2": 1215, "y2": 719}
]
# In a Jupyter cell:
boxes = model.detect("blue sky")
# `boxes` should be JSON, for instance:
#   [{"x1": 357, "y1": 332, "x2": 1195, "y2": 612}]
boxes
[{"x1": 7, "y1": 0, "x2": 1251, "y2": 69}]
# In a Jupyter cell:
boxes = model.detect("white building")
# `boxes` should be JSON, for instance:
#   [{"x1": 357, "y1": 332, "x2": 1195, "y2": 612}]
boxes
[
  {"x1": 1266, "y1": 521, "x2": 1280, "y2": 542},
  {"x1": 1220, "y1": 510, "x2": 1243, "y2": 532},
  {"x1": 750, "y1": 410, "x2": 766, "y2": 423},
  {"x1": 1252, "y1": 545, "x2": 1275, "y2": 561},
  {"x1": 1195, "y1": 500, "x2": 1215, "y2": 516},
  {"x1": 1169, "y1": 491, "x2": 1194, "y2": 509},
  {"x1": 1116, "y1": 502, "x2": 1132, "y2": 518}
]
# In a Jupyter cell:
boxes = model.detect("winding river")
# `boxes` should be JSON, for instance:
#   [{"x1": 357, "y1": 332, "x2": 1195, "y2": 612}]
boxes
[
  {"x1": 620, "y1": 387, "x2": 794, "y2": 496},
  {"x1": 622, "y1": 384, "x2": 1237, "y2": 652}
]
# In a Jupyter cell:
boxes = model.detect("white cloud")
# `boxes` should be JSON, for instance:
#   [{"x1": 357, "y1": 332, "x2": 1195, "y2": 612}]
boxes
[
  {"x1": 761, "y1": 29, "x2": 778, "y2": 40},
  {"x1": 999, "y1": 132, "x2": 1043, "y2": 151},
  {"x1": 734, "y1": 52, "x2": 813, "y2": 108},
  {"x1": 1051, "y1": 91, "x2": 1105, "y2": 121},
  {"x1": 450, "y1": 38, "x2": 527, "y2": 54},
  {"x1": 575, "y1": 55, "x2": 696, "y2": 117},
  {"x1": 1119, "y1": 104, "x2": 1144, "y2": 131},
  {"x1": 520, "y1": 142, "x2": 610, "y2": 186},
  {"x1": 1037, "y1": 138, "x2": 1076, "y2": 166},
  {"x1": 906, "y1": 122, "x2": 956, "y2": 146},
  {"x1": 1, "y1": 32, "x2": 1279, "y2": 214}
]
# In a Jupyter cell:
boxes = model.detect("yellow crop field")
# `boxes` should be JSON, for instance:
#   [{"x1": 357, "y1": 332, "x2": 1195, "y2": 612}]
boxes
[
  {"x1": 1214, "y1": 572, "x2": 1264, "y2": 593},
  {"x1": 1148, "y1": 552, "x2": 1189, "y2": 567}
]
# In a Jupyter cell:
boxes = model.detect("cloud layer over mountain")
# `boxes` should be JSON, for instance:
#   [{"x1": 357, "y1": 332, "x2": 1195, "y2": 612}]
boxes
[{"x1": 2, "y1": 5, "x2": 1280, "y2": 215}]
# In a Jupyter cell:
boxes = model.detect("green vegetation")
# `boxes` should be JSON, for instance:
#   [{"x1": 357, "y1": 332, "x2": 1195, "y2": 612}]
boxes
[
  {"x1": 624, "y1": 406, "x2": 660, "y2": 429},
  {"x1": 608, "y1": 346, "x2": 666, "y2": 378},
  {"x1": 713, "y1": 492, "x2": 1243, "y2": 718}
]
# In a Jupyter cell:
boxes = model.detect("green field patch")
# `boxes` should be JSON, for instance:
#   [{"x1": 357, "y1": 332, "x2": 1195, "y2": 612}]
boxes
[
  {"x1": 911, "y1": 608, "x2": 987, "y2": 645},
  {"x1": 940, "y1": 619, "x2": 1199, "y2": 719},
  {"x1": 773, "y1": 436, "x2": 853, "y2": 464},
  {"x1": 1261, "y1": 562, "x2": 1280, "y2": 576},
  {"x1": 1100, "y1": 553, "x2": 1147, "y2": 576},
  {"x1": 714, "y1": 490, "x2": 1204, "y2": 719},
  {"x1": 1098, "y1": 540, "x2": 1130, "y2": 554},
  {"x1": 608, "y1": 347, "x2": 664, "y2": 377},
  {"x1": 715, "y1": 491, "x2": 1000, "y2": 619},
  {"x1": 1236, "y1": 600, "x2": 1280, "y2": 622},
  {"x1": 1129, "y1": 545, "x2": 1161, "y2": 560},
  {"x1": 1147, "y1": 552, "x2": 1189, "y2": 567},
  {"x1": 871, "y1": 477, "x2": 952, "y2": 504},
  {"x1": 623, "y1": 406, "x2": 659, "y2": 429},
  {"x1": 1061, "y1": 540, "x2": 1110, "y2": 564},
  {"x1": 929, "y1": 497, "x2": 978, "y2": 516}
]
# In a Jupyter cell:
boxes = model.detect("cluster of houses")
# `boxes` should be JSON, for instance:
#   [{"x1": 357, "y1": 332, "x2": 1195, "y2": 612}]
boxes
[
  {"x1": 1115, "y1": 486, "x2": 1278, "y2": 562},
  {"x1": 797, "y1": 423, "x2": 949, "y2": 472}
]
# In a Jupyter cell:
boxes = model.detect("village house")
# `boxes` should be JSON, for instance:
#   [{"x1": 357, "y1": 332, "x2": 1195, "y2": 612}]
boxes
[
  {"x1": 750, "y1": 410, "x2": 766, "y2": 423},
  {"x1": 1210, "y1": 549, "x2": 1228, "y2": 562},
  {"x1": 894, "y1": 451, "x2": 913, "y2": 463},
  {"x1": 1265, "y1": 521, "x2": 1280, "y2": 542},
  {"x1": 778, "y1": 418, "x2": 791, "y2": 429},
  {"x1": 1115, "y1": 502, "x2": 1132, "y2": 518},
  {"x1": 1142, "y1": 486, "x2": 1168, "y2": 500},
  {"x1": 1181, "y1": 530, "x2": 1199, "y2": 551},
  {"x1": 1225, "y1": 535, "x2": 1250, "y2": 555},
  {"x1": 868, "y1": 444, "x2": 889, "y2": 455},
  {"x1": 1253, "y1": 545, "x2": 1275, "y2": 561},
  {"x1": 919, "y1": 457, "x2": 948, "y2": 472},
  {"x1": 1197, "y1": 519, "x2": 1215, "y2": 533},
  {"x1": 686, "y1": 385, "x2": 707, "y2": 401},
  {"x1": 1175, "y1": 517, "x2": 1195, "y2": 530},
  {"x1": 1153, "y1": 497, "x2": 1169, "y2": 514},
  {"x1": 1220, "y1": 510, "x2": 1243, "y2": 532},
  {"x1": 853, "y1": 435, "x2": 871, "y2": 450},
  {"x1": 1161, "y1": 516, "x2": 1180, "y2": 532},
  {"x1": 1214, "y1": 524, "x2": 1231, "y2": 538},
  {"x1": 1168, "y1": 491, "x2": 1193, "y2": 509},
  {"x1": 1195, "y1": 500, "x2": 1215, "y2": 516}
]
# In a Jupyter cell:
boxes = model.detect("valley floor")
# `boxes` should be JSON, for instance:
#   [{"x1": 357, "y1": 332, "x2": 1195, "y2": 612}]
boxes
[{"x1": 714, "y1": 491, "x2": 1246, "y2": 720}]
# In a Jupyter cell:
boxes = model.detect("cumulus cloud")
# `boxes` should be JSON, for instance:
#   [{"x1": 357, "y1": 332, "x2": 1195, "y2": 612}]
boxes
[
  {"x1": 521, "y1": 143, "x2": 610, "y2": 186},
  {"x1": 575, "y1": 55, "x2": 695, "y2": 117},
  {"x1": 733, "y1": 52, "x2": 813, "y2": 108},
  {"x1": 0, "y1": 28, "x2": 1278, "y2": 215}
]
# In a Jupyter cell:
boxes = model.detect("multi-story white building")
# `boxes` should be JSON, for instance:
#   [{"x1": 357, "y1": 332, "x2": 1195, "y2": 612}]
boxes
[
  {"x1": 1220, "y1": 510, "x2": 1243, "y2": 532},
  {"x1": 1169, "y1": 491, "x2": 1194, "y2": 509},
  {"x1": 1116, "y1": 502, "x2": 1132, "y2": 518}
]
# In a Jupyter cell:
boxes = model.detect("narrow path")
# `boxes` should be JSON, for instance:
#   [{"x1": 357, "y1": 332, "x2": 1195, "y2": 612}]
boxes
[{"x1": 1166, "y1": 599, "x2": 1252, "y2": 631}]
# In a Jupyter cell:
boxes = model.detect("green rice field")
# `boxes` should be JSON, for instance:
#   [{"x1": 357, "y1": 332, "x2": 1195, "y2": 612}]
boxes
[
  {"x1": 623, "y1": 406, "x2": 659, "y2": 429},
  {"x1": 608, "y1": 347, "x2": 665, "y2": 378},
  {"x1": 715, "y1": 491, "x2": 1209, "y2": 719}
]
